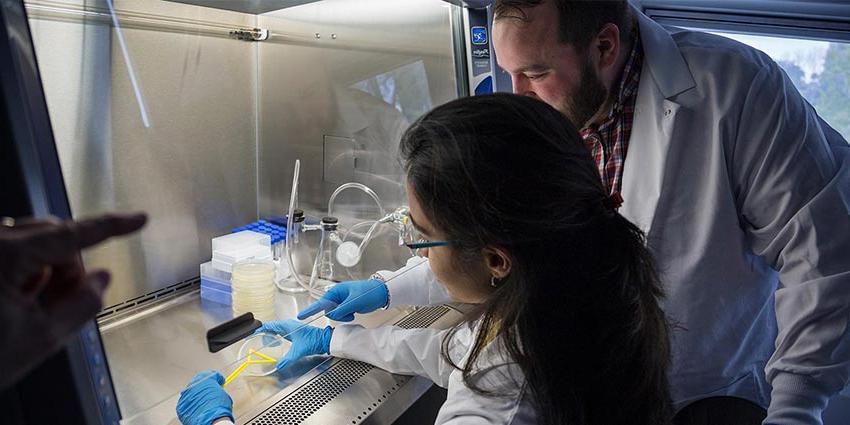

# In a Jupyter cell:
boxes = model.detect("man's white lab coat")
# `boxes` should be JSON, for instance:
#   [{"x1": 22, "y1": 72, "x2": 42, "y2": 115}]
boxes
[{"x1": 374, "y1": 8, "x2": 850, "y2": 425}]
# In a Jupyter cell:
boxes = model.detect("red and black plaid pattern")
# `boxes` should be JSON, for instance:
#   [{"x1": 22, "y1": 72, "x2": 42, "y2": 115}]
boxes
[{"x1": 580, "y1": 35, "x2": 644, "y2": 204}]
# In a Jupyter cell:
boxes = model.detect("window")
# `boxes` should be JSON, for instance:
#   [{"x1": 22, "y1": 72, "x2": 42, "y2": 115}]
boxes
[{"x1": 704, "y1": 31, "x2": 850, "y2": 142}]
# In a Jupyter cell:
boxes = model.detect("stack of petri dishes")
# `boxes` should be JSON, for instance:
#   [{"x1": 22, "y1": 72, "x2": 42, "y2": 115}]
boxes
[{"x1": 231, "y1": 260, "x2": 276, "y2": 322}]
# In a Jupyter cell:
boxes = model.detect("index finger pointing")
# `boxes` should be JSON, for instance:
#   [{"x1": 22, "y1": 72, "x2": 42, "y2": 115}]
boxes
[
  {"x1": 69, "y1": 213, "x2": 147, "y2": 250},
  {"x1": 21, "y1": 213, "x2": 147, "y2": 264}
]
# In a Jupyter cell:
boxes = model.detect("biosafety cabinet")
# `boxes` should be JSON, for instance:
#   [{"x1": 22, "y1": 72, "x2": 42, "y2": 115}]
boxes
[
  {"x1": 1, "y1": 0, "x2": 500, "y2": 423},
  {"x1": 2, "y1": 0, "x2": 850, "y2": 424}
]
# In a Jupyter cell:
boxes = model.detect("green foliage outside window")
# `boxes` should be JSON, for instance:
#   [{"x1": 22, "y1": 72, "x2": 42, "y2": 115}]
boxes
[{"x1": 779, "y1": 43, "x2": 850, "y2": 141}]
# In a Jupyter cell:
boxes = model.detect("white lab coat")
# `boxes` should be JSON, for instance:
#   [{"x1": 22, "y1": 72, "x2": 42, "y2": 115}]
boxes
[
  {"x1": 331, "y1": 321, "x2": 538, "y2": 424},
  {"x1": 383, "y1": 7, "x2": 850, "y2": 425}
]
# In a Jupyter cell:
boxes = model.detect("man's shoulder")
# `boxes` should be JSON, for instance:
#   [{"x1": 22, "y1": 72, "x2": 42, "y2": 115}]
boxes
[{"x1": 666, "y1": 28, "x2": 777, "y2": 87}]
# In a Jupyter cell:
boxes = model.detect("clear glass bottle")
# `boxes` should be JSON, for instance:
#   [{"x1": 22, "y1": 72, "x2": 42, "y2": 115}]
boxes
[
  {"x1": 279, "y1": 209, "x2": 307, "y2": 294},
  {"x1": 310, "y1": 216, "x2": 342, "y2": 292},
  {"x1": 290, "y1": 209, "x2": 305, "y2": 244}
]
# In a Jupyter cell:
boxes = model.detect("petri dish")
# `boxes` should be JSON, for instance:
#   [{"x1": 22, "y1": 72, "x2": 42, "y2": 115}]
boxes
[
  {"x1": 232, "y1": 261, "x2": 275, "y2": 280},
  {"x1": 236, "y1": 332, "x2": 290, "y2": 377}
]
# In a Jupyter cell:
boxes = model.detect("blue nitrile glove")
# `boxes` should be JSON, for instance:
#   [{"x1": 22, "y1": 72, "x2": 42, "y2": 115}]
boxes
[
  {"x1": 254, "y1": 319, "x2": 333, "y2": 370},
  {"x1": 296, "y1": 278, "x2": 389, "y2": 322},
  {"x1": 177, "y1": 370, "x2": 233, "y2": 425}
]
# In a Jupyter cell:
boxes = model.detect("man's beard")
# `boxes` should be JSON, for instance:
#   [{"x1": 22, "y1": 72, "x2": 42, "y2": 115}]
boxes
[{"x1": 561, "y1": 58, "x2": 608, "y2": 128}]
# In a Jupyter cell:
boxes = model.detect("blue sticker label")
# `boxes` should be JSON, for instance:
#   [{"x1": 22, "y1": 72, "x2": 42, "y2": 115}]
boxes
[{"x1": 471, "y1": 26, "x2": 488, "y2": 45}]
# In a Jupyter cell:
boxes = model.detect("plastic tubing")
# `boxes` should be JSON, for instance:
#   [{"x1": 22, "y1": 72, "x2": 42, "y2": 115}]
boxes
[
  {"x1": 327, "y1": 183, "x2": 386, "y2": 219},
  {"x1": 342, "y1": 220, "x2": 378, "y2": 243},
  {"x1": 354, "y1": 220, "x2": 384, "y2": 255},
  {"x1": 340, "y1": 211, "x2": 399, "y2": 272},
  {"x1": 326, "y1": 183, "x2": 389, "y2": 278},
  {"x1": 285, "y1": 176, "x2": 389, "y2": 296},
  {"x1": 339, "y1": 220, "x2": 386, "y2": 280},
  {"x1": 283, "y1": 160, "x2": 325, "y2": 297}
]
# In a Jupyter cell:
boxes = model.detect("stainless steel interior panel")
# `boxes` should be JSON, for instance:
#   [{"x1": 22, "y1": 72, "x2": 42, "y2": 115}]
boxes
[
  {"x1": 27, "y1": 0, "x2": 459, "y2": 304},
  {"x1": 165, "y1": 0, "x2": 321, "y2": 15},
  {"x1": 256, "y1": 0, "x2": 459, "y2": 277},
  {"x1": 27, "y1": 0, "x2": 260, "y2": 306},
  {"x1": 323, "y1": 135, "x2": 357, "y2": 185}
]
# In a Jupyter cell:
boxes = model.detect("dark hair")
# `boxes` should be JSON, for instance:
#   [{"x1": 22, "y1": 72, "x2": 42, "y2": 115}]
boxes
[
  {"x1": 494, "y1": 0, "x2": 632, "y2": 51},
  {"x1": 399, "y1": 93, "x2": 671, "y2": 425}
]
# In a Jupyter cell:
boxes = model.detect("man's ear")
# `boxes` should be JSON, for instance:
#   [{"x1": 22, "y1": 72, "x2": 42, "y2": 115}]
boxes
[{"x1": 592, "y1": 22, "x2": 621, "y2": 69}]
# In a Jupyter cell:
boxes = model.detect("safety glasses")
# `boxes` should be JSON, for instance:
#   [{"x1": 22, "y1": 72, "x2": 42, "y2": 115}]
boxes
[
  {"x1": 405, "y1": 239, "x2": 449, "y2": 257},
  {"x1": 405, "y1": 240, "x2": 450, "y2": 250},
  {"x1": 400, "y1": 215, "x2": 449, "y2": 256}
]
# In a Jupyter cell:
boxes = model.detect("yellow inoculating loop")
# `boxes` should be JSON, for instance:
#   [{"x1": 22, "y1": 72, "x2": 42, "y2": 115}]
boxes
[
  {"x1": 223, "y1": 349, "x2": 277, "y2": 387},
  {"x1": 223, "y1": 362, "x2": 248, "y2": 387},
  {"x1": 249, "y1": 349, "x2": 277, "y2": 363}
]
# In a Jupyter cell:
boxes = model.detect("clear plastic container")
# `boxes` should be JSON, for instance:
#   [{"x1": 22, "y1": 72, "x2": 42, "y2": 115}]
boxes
[
  {"x1": 213, "y1": 230, "x2": 271, "y2": 252},
  {"x1": 213, "y1": 246, "x2": 273, "y2": 273},
  {"x1": 212, "y1": 231, "x2": 272, "y2": 273},
  {"x1": 200, "y1": 261, "x2": 232, "y2": 304},
  {"x1": 231, "y1": 260, "x2": 276, "y2": 322},
  {"x1": 200, "y1": 261, "x2": 231, "y2": 290},
  {"x1": 200, "y1": 285, "x2": 231, "y2": 305}
]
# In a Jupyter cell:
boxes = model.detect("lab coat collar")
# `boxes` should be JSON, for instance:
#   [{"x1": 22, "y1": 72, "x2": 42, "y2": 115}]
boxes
[{"x1": 633, "y1": 5, "x2": 695, "y2": 100}]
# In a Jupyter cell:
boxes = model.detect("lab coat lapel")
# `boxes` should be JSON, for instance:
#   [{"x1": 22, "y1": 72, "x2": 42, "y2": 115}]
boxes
[
  {"x1": 620, "y1": 80, "x2": 678, "y2": 234},
  {"x1": 619, "y1": 8, "x2": 695, "y2": 235}
]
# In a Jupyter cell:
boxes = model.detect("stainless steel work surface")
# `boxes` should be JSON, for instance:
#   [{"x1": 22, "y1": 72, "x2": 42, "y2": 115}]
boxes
[
  {"x1": 239, "y1": 305, "x2": 463, "y2": 425},
  {"x1": 104, "y1": 287, "x2": 462, "y2": 424}
]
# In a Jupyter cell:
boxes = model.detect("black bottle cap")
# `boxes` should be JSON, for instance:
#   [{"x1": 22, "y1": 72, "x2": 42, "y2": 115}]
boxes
[{"x1": 321, "y1": 216, "x2": 338, "y2": 224}]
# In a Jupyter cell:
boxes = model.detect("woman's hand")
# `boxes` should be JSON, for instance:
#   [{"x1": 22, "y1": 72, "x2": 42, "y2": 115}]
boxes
[
  {"x1": 254, "y1": 319, "x2": 333, "y2": 370},
  {"x1": 296, "y1": 279, "x2": 388, "y2": 322},
  {"x1": 176, "y1": 370, "x2": 233, "y2": 425}
]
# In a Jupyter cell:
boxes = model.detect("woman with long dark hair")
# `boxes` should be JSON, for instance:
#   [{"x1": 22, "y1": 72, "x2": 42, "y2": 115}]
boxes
[{"x1": 178, "y1": 94, "x2": 672, "y2": 425}]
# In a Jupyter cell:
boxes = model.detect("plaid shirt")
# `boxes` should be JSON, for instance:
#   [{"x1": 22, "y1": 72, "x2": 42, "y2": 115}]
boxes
[{"x1": 580, "y1": 33, "x2": 643, "y2": 205}]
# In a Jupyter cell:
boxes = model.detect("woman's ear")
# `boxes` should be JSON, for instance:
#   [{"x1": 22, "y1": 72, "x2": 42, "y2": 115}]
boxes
[{"x1": 483, "y1": 247, "x2": 512, "y2": 279}]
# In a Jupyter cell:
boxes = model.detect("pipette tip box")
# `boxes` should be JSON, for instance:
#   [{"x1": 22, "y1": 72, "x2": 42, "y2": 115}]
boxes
[{"x1": 201, "y1": 261, "x2": 231, "y2": 305}]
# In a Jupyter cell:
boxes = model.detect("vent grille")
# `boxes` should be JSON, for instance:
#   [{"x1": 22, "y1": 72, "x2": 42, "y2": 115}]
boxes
[
  {"x1": 394, "y1": 306, "x2": 450, "y2": 329},
  {"x1": 249, "y1": 360, "x2": 375, "y2": 425},
  {"x1": 97, "y1": 277, "x2": 199, "y2": 322},
  {"x1": 247, "y1": 305, "x2": 451, "y2": 424}
]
